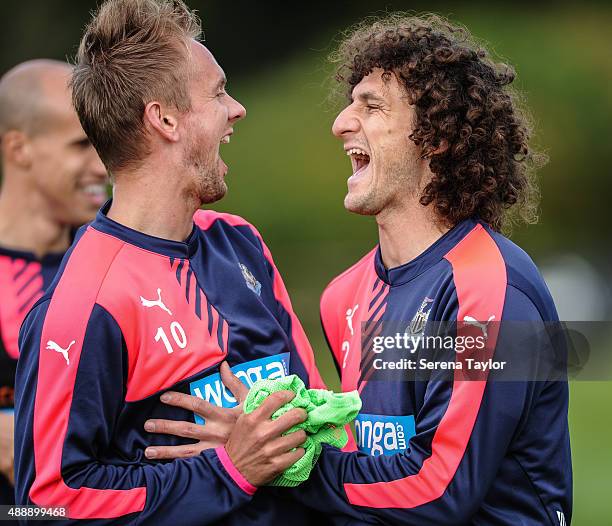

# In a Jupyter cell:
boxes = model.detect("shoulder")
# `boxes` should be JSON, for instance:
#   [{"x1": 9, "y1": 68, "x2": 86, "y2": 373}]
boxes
[
  {"x1": 193, "y1": 209, "x2": 266, "y2": 249},
  {"x1": 487, "y1": 228, "x2": 558, "y2": 320},
  {"x1": 193, "y1": 209, "x2": 252, "y2": 228},
  {"x1": 193, "y1": 210, "x2": 261, "y2": 237},
  {"x1": 23, "y1": 227, "x2": 125, "y2": 330},
  {"x1": 443, "y1": 223, "x2": 557, "y2": 321},
  {"x1": 322, "y1": 248, "x2": 378, "y2": 304}
]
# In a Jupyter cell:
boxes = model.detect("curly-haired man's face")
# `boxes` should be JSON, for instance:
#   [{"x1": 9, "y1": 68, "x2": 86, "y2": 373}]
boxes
[{"x1": 332, "y1": 68, "x2": 424, "y2": 216}]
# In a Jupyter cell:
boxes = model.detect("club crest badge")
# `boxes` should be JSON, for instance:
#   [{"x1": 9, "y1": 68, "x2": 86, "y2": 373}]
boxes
[
  {"x1": 239, "y1": 263, "x2": 262, "y2": 296},
  {"x1": 407, "y1": 297, "x2": 434, "y2": 335}
]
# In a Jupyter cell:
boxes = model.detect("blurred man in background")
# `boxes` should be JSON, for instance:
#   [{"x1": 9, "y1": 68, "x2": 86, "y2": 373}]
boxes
[{"x1": 0, "y1": 59, "x2": 107, "y2": 511}]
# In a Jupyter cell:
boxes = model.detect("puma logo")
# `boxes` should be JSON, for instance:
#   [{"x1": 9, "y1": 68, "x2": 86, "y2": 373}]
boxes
[
  {"x1": 463, "y1": 315, "x2": 495, "y2": 339},
  {"x1": 345, "y1": 304, "x2": 359, "y2": 337},
  {"x1": 46, "y1": 339, "x2": 75, "y2": 365},
  {"x1": 140, "y1": 288, "x2": 172, "y2": 316}
]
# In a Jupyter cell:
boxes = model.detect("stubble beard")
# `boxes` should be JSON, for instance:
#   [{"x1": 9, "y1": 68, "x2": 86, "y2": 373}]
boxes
[
  {"x1": 182, "y1": 137, "x2": 227, "y2": 206},
  {"x1": 345, "y1": 148, "x2": 419, "y2": 217}
]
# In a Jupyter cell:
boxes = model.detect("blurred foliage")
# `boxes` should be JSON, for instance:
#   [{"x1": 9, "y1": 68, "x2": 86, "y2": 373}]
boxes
[
  {"x1": 570, "y1": 381, "x2": 612, "y2": 524},
  {"x1": 1, "y1": 1, "x2": 611, "y2": 523}
]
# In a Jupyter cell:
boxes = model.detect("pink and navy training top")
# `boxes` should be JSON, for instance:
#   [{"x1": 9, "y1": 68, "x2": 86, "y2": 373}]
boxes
[
  {"x1": 293, "y1": 219, "x2": 572, "y2": 525},
  {"x1": 0, "y1": 246, "x2": 65, "y2": 513},
  {"x1": 15, "y1": 202, "x2": 326, "y2": 525},
  {"x1": 0, "y1": 246, "x2": 64, "y2": 410}
]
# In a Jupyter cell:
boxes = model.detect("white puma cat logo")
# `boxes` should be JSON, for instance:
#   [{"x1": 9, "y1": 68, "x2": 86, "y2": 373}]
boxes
[
  {"x1": 463, "y1": 315, "x2": 496, "y2": 339},
  {"x1": 345, "y1": 304, "x2": 359, "y2": 337},
  {"x1": 46, "y1": 340, "x2": 75, "y2": 365},
  {"x1": 140, "y1": 288, "x2": 172, "y2": 316}
]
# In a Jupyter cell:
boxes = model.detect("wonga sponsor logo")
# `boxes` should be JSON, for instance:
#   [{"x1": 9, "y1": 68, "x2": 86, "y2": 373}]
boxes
[
  {"x1": 355, "y1": 413, "x2": 415, "y2": 456},
  {"x1": 189, "y1": 353, "x2": 290, "y2": 423}
]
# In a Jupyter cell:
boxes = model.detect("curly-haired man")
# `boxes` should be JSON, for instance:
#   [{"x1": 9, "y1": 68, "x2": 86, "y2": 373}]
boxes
[{"x1": 284, "y1": 14, "x2": 571, "y2": 525}]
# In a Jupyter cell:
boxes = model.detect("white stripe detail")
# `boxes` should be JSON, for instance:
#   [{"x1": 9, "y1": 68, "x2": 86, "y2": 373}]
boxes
[{"x1": 557, "y1": 510, "x2": 566, "y2": 526}]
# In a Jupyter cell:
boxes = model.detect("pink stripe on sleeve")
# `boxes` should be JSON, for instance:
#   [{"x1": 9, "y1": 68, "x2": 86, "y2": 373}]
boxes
[
  {"x1": 344, "y1": 224, "x2": 507, "y2": 508},
  {"x1": 215, "y1": 447, "x2": 257, "y2": 496}
]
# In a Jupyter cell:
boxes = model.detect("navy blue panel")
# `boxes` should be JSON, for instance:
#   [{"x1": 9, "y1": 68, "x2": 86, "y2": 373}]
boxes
[
  {"x1": 185, "y1": 268, "x2": 192, "y2": 303},
  {"x1": 194, "y1": 284, "x2": 202, "y2": 320},
  {"x1": 175, "y1": 260, "x2": 184, "y2": 285}
]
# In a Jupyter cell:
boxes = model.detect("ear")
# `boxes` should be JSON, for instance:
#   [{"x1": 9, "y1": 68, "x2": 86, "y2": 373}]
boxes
[
  {"x1": 143, "y1": 101, "x2": 180, "y2": 143},
  {"x1": 1, "y1": 130, "x2": 32, "y2": 168}
]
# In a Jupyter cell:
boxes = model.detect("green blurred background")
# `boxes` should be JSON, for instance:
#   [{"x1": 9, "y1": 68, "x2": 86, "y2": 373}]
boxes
[{"x1": 2, "y1": 1, "x2": 610, "y2": 522}]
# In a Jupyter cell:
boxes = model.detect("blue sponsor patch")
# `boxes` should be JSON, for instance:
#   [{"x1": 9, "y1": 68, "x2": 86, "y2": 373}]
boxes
[
  {"x1": 189, "y1": 353, "x2": 290, "y2": 423},
  {"x1": 355, "y1": 413, "x2": 416, "y2": 456}
]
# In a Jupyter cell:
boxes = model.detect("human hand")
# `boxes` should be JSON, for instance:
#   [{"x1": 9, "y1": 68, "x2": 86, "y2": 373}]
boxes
[
  {"x1": 224, "y1": 389, "x2": 307, "y2": 487},
  {"x1": 144, "y1": 362, "x2": 246, "y2": 459}
]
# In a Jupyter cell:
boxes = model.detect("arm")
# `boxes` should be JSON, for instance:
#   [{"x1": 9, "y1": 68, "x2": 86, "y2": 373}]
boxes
[
  {"x1": 0, "y1": 328, "x2": 18, "y2": 487},
  {"x1": 15, "y1": 301, "x2": 305, "y2": 525},
  {"x1": 251, "y1": 225, "x2": 327, "y2": 390}
]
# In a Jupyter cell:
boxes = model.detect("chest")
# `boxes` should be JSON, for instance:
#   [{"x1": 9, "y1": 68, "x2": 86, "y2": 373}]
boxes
[
  {"x1": 337, "y1": 271, "x2": 453, "y2": 456},
  {"x1": 98, "y1": 244, "x2": 285, "y2": 403}
]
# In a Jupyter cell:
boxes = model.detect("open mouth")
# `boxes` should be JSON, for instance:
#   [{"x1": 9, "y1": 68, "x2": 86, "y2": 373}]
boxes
[
  {"x1": 220, "y1": 130, "x2": 233, "y2": 145},
  {"x1": 81, "y1": 183, "x2": 107, "y2": 206},
  {"x1": 346, "y1": 147, "x2": 370, "y2": 175},
  {"x1": 218, "y1": 131, "x2": 233, "y2": 175}
]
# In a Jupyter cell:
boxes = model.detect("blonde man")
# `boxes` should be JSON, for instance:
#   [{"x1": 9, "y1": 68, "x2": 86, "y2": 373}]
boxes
[{"x1": 15, "y1": 1, "x2": 325, "y2": 524}]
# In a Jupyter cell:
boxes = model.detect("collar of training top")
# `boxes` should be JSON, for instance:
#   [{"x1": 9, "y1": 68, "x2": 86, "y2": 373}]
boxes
[
  {"x1": 374, "y1": 218, "x2": 481, "y2": 287},
  {"x1": 90, "y1": 199, "x2": 199, "y2": 259}
]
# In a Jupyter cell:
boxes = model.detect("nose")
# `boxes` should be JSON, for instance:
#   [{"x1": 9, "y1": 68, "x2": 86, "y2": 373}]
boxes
[
  {"x1": 332, "y1": 106, "x2": 359, "y2": 138},
  {"x1": 228, "y1": 95, "x2": 246, "y2": 123}
]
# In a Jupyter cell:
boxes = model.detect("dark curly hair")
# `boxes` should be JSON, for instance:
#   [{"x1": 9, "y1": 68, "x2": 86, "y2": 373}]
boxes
[{"x1": 331, "y1": 14, "x2": 545, "y2": 232}]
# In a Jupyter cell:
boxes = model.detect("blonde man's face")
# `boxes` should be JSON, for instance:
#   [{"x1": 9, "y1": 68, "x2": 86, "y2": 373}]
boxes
[{"x1": 179, "y1": 41, "x2": 246, "y2": 204}]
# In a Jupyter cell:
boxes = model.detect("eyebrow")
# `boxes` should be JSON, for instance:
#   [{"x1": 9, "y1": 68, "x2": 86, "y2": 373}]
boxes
[
  {"x1": 214, "y1": 76, "x2": 227, "y2": 92},
  {"x1": 70, "y1": 136, "x2": 91, "y2": 147},
  {"x1": 352, "y1": 90, "x2": 386, "y2": 104}
]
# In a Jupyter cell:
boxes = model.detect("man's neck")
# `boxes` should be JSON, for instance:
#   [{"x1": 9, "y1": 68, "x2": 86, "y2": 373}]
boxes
[
  {"x1": 376, "y1": 199, "x2": 449, "y2": 270},
  {"x1": 0, "y1": 182, "x2": 71, "y2": 258},
  {"x1": 107, "y1": 163, "x2": 200, "y2": 242}
]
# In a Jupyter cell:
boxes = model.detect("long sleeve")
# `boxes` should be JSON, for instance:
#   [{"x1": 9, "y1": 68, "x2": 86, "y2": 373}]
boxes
[
  {"x1": 15, "y1": 300, "x2": 255, "y2": 525},
  {"x1": 251, "y1": 226, "x2": 327, "y2": 390}
]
